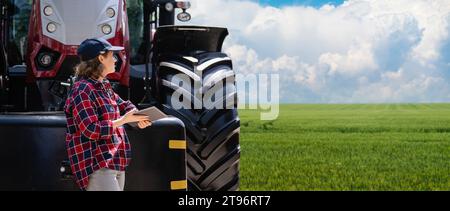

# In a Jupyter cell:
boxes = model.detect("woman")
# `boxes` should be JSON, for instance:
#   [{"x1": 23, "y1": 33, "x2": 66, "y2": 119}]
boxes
[{"x1": 64, "y1": 38, "x2": 151, "y2": 191}]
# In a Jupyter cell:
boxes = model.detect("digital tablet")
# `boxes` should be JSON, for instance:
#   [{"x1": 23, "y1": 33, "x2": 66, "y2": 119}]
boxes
[
  {"x1": 128, "y1": 106, "x2": 167, "y2": 127},
  {"x1": 133, "y1": 106, "x2": 167, "y2": 121}
]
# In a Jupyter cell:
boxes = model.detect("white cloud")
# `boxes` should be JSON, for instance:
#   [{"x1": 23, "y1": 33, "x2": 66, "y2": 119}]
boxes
[
  {"x1": 184, "y1": 0, "x2": 450, "y2": 103},
  {"x1": 318, "y1": 42, "x2": 377, "y2": 75}
]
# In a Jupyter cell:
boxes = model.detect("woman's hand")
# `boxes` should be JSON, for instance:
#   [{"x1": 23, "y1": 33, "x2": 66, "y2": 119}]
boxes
[
  {"x1": 122, "y1": 109, "x2": 150, "y2": 124},
  {"x1": 113, "y1": 109, "x2": 150, "y2": 129},
  {"x1": 137, "y1": 120, "x2": 152, "y2": 129}
]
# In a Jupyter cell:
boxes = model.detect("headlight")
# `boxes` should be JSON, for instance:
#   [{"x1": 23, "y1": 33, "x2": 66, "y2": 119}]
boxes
[
  {"x1": 43, "y1": 6, "x2": 53, "y2": 16},
  {"x1": 47, "y1": 22, "x2": 57, "y2": 33},
  {"x1": 165, "y1": 2, "x2": 174, "y2": 11},
  {"x1": 38, "y1": 53, "x2": 53, "y2": 67},
  {"x1": 106, "y1": 8, "x2": 115, "y2": 18},
  {"x1": 176, "y1": 1, "x2": 191, "y2": 10},
  {"x1": 102, "y1": 24, "x2": 112, "y2": 35}
]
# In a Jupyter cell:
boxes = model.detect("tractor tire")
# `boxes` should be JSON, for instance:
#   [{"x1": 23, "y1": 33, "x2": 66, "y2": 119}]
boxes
[
  {"x1": 155, "y1": 51, "x2": 240, "y2": 191},
  {"x1": 0, "y1": 42, "x2": 8, "y2": 106}
]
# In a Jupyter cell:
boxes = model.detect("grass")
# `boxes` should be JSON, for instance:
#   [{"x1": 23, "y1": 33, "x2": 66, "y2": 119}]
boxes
[{"x1": 238, "y1": 104, "x2": 450, "y2": 191}]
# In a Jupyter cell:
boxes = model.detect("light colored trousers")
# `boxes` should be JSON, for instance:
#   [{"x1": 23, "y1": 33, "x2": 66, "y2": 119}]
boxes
[{"x1": 86, "y1": 168, "x2": 126, "y2": 191}]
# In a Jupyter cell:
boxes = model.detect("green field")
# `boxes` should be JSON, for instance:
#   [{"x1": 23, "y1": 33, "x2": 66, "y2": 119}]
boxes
[{"x1": 238, "y1": 104, "x2": 450, "y2": 191}]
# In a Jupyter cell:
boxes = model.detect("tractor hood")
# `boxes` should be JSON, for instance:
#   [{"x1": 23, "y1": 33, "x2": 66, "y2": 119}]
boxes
[{"x1": 153, "y1": 26, "x2": 229, "y2": 55}]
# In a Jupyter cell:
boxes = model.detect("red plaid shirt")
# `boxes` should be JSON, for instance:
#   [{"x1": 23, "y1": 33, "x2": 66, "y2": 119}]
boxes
[{"x1": 64, "y1": 77, "x2": 136, "y2": 190}]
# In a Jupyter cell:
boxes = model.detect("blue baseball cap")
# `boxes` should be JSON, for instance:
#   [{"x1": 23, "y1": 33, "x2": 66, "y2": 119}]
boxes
[{"x1": 77, "y1": 38, "x2": 124, "y2": 61}]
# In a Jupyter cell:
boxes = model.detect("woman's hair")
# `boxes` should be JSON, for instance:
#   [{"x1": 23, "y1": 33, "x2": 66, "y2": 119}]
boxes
[{"x1": 74, "y1": 54, "x2": 105, "y2": 79}]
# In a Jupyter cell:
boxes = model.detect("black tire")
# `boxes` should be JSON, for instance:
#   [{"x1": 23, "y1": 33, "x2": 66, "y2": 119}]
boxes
[
  {"x1": 155, "y1": 51, "x2": 240, "y2": 191},
  {"x1": 0, "y1": 42, "x2": 8, "y2": 106}
]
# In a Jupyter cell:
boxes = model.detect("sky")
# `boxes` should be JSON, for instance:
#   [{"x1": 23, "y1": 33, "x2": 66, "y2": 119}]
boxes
[
  {"x1": 182, "y1": 0, "x2": 450, "y2": 103},
  {"x1": 255, "y1": 0, "x2": 344, "y2": 7}
]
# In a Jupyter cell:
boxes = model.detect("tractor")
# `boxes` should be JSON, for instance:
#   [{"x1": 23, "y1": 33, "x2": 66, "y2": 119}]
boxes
[{"x1": 0, "y1": 0, "x2": 240, "y2": 191}]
